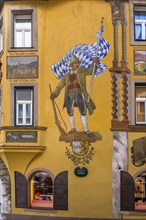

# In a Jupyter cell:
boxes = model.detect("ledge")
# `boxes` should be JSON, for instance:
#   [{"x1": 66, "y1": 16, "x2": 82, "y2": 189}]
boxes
[
  {"x1": 0, "y1": 145, "x2": 46, "y2": 153},
  {"x1": 0, "y1": 126, "x2": 47, "y2": 131},
  {"x1": 119, "y1": 211, "x2": 146, "y2": 216},
  {"x1": 111, "y1": 120, "x2": 146, "y2": 132},
  {"x1": 59, "y1": 131, "x2": 102, "y2": 143}
]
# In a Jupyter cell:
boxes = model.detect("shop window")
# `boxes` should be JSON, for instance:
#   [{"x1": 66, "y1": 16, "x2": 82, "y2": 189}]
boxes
[
  {"x1": 30, "y1": 172, "x2": 53, "y2": 209},
  {"x1": 8, "y1": 6, "x2": 37, "y2": 51},
  {"x1": 130, "y1": 1, "x2": 146, "y2": 45},
  {"x1": 135, "y1": 83, "x2": 146, "y2": 125},
  {"x1": 134, "y1": 170, "x2": 146, "y2": 211},
  {"x1": 15, "y1": 87, "x2": 33, "y2": 126},
  {"x1": 121, "y1": 170, "x2": 146, "y2": 212},
  {"x1": 15, "y1": 170, "x2": 68, "y2": 210},
  {"x1": 11, "y1": 83, "x2": 38, "y2": 127}
]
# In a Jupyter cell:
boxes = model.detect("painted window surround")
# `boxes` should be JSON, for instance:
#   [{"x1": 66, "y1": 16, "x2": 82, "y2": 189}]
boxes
[
  {"x1": 8, "y1": 6, "x2": 38, "y2": 51},
  {"x1": 129, "y1": 0, "x2": 146, "y2": 45},
  {"x1": 10, "y1": 83, "x2": 38, "y2": 127},
  {"x1": 130, "y1": 80, "x2": 146, "y2": 126}
]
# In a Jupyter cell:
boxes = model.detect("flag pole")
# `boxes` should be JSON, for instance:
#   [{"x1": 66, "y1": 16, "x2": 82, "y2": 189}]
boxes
[{"x1": 87, "y1": 17, "x2": 104, "y2": 103}]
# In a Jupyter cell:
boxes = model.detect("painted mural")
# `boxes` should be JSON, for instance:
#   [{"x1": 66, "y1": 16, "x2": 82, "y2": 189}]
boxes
[{"x1": 50, "y1": 19, "x2": 110, "y2": 171}]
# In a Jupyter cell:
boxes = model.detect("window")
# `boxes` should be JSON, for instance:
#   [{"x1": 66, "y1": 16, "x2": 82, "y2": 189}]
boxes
[
  {"x1": 11, "y1": 83, "x2": 38, "y2": 127},
  {"x1": 8, "y1": 6, "x2": 37, "y2": 51},
  {"x1": 0, "y1": 17, "x2": 3, "y2": 54},
  {"x1": 15, "y1": 170, "x2": 68, "y2": 210},
  {"x1": 134, "y1": 171, "x2": 146, "y2": 211},
  {"x1": 15, "y1": 88, "x2": 33, "y2": 126},
  {"x1": 121, "y1": 169, "x2": 146, "y2": 212},
  {"x1": 14, "y1": 16, "x2": 32, "y2": 48},
  {"x1": 130, "y1": 1, "x2": 146, "y2": 45},
  {"x1": 135, "y1": 84, "x2": 146, "y2": 124},
  {"x1": 134, "y1": 6, "x2": 146, "y2": 41},
  {"x1": 30, "y1": 172, "x2": 53, "y2": 209}
]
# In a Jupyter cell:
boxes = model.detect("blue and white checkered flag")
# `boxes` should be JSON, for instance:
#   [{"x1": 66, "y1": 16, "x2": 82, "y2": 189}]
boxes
[{"x1": 51, "y1": 24, "x2": 110, "y2": 79}]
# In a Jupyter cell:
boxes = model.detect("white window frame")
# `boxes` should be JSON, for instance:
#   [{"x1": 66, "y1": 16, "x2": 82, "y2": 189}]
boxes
[
  {"x1": 129, "y1": 0, "x2": 146, "y2": 45},
  {"x1": 14, "y1": 17, "x2": 32, "y2": 48},
  {"x1": 136, "y1": 97, "x2": 146, "y2": 124},
  {"x1": 8, "y1": 6, "x2": 37, "y2": 51},
  {"x1": 10, "y1": 83, "x2": 38, "y2": 127},
  {"x1": 16, "y1": 90, "x2": 33, "y2": 126}
]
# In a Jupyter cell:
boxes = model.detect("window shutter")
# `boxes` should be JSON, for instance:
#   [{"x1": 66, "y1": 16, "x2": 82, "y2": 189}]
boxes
[
  {"x1": 121, "y1": 171, "x2": 135, "y2": 211},
  {"x1": 15, "y1": 171, "x2": 28, "y2": 208},
  {"x1": 54, "y1": 171, "x2": 68, "y2": 210}
]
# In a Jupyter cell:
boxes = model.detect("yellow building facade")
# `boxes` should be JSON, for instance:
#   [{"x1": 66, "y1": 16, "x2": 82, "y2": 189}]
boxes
[{"x1": 0, "y1": 0, "x2": 145, "y2": 220}]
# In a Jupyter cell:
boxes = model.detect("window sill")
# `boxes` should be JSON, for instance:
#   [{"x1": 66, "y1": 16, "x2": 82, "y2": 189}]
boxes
[
  {"x1": 0, "y1": 126, "x2": 47, "y2": 131},
  {"x1": 111, "y1": 120, "x2": 146, "y2": 132},
  {"x1": 8, "y1": 47, "x2": 38, "y2": 52},
  {"x1": 24, "y1": 208, "x2": 57, "y2": 213},
  {"x1": 120, "y1": 211, "x2": 146, "y2": 216}
]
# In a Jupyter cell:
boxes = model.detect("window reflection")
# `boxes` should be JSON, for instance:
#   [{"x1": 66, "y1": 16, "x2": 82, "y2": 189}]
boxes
[
  {"x1": 135, "y1": 172, "x2": 146, "y2": 211},
  {"x1": 31, "y1": 172, "x2": 53, "y2": 208}
]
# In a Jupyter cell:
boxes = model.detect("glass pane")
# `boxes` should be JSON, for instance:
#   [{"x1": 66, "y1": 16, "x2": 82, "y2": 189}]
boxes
[
  {"x1": 15, "y1": 19, "x2": 31, "y2": 47},
  {"x1": 135, "y1": 24, "x2": 142, "y2": 40},
  {"x1": 136, "y1": 102, "x2": 145, "y2": 122},
  {"x1": 135, "y1": 11, "x2": 146, "y2": 21},
  {"x1": 18, "y1": 118, "x2": 23, "y2": 124},
  {"x1": 18, "y1": 104, "x2": 23, "y2": 117},
  {"x1": 15, "y1": 19, "x2": 31, "y2": 29},
  {"x1": 24, "y1": 31, "x2": 31, "y2": 47},
  {"x1": 135, "y1": 11, "x2": 146, "y2": 40},
  {"x1": 15, "y1": 31, "x2": 23, "y2": 47},
  {"x1": 136, "y1": 87, "x2": 146, "y2": 98},
  {"x1": 30, "y1": 172, "x2": 53, "y2": 208},
  {"x1": 26, "y1": 104, "x2": 31, "y2": 124},
  {"x1": 26, "y1": 104, "x2": 30, "y2": 117},
  {"x1": 17, "y1": 89, "x2": 32, "y2": 101}
]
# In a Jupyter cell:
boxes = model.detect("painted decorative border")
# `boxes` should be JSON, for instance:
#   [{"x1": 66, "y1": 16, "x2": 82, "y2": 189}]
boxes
[
  {"x1": 7, "y1": 56, "x2": 38, "y2": 79},
  {"x1": 6, "y1": 131, "x2": 37, "y2": 143},
  {"x1": 134, "y1": 50, "x2": 146, "y2": 75}
]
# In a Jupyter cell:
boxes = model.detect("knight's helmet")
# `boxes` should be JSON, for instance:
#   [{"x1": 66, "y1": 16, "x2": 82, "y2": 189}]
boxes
[{"x1": 70, "y1": 55, "x2": 80, "y2": 65}]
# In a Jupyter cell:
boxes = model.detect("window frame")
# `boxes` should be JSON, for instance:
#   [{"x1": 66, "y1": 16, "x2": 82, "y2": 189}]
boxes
[
  {"x1": 15, "y1": 88, "x2": 33, "y2": 126},
  {"x1": 135, "y1": 83, "x2": 146, "y2": 125},
  {"x1": 11, "y1": 83, "x2": 38, "y2": 127},
  {"x1": 20, "y1": 169, "x2": 68, "y2": 211},
  {"x1": 0, "y1": 15, "x2": 4, "y2": 55},
  {"x1": 30, "y1": 170, "x2": 54, "y2": 209},
  {"x1": 129, "y1": 0, "x2": 146, "y2": 45},
  {"x1": 14, "y1": 16, "x2": 32, "y2": 48},
  {"x1": 8, "y1": 6, "x2": 37, "y2": 51},
  {"x1": 131, "y1": 81, "x2": 146, "y2": 126},
  {"x1": 133, "y1": 168, "x2": 146, "y2": 212}
]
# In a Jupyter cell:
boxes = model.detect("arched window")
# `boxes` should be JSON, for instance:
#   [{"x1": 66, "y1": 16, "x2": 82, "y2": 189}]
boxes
[
  {"x1": 134, "y1": 170, "x2": 146, "y2": 211},
  {"x1": 30, "y1": 172, "x2": 53, "y2": 208},
  {"x1": 15, "y1": 170, "x2": 68, "y2": 210}
]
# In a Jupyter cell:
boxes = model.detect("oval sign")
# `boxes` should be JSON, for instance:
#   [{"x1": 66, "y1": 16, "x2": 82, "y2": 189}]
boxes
[{"x1": 74, "y1": 167, "x2": 88, "y2": 177}]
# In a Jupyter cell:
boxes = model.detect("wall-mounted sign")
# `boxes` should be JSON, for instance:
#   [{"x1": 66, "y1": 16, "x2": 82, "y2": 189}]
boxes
[
  {"x1": 6, "y1": 131, "x2": 37, "y2": 143},
  {"x1": 74, "y1": 167, "x2": 88, "y2": 177}
]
